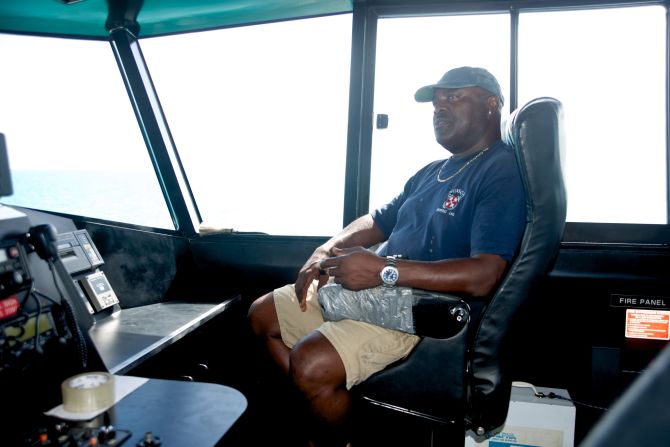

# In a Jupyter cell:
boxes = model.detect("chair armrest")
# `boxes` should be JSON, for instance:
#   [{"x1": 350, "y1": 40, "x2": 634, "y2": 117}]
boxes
[
  {"x1": 318, "y1": 284, "x2": 469, "y2": 339},
  {"x1": 411, "y1": 289, "x2": 470, "y2": 338}
]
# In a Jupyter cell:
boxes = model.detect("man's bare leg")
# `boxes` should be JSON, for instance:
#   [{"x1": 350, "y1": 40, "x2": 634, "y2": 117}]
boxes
[
  {"x1": 248, "y1": 292, "x2": 290, "y2": 374},
  {"x1": 290, "y1": 331, "x2": 351, "y2": 446},
  {"x1": 248, "y1": 293, "x2": 352, "y2": 445}
]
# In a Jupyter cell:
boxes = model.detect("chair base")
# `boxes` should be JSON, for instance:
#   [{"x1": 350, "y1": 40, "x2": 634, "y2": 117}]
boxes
[{"x1": 352, "y1": 396, "x2": 466, "y2": 447}]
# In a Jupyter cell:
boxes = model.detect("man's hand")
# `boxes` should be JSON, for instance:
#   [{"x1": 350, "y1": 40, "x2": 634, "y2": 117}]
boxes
[
  {"x1": 319, "y1": 247, "x2": 385, "y2": 291},
  {"x1": 295, "y1": 248, "x2": 331, "y2": 312},
  {"x1": 292, "y1": 214, "x2": 387, "y2": 311}
]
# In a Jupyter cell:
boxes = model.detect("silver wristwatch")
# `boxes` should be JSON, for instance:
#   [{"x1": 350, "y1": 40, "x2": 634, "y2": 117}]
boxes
[{"x1": 380, "y1": 256, "x2": 399, "y2": 287}]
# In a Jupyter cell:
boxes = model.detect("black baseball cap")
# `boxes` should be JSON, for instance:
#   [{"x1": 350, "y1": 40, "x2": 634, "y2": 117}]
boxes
[{"x1": 414, "y1": 66, "x2": 504, "y2": 104}]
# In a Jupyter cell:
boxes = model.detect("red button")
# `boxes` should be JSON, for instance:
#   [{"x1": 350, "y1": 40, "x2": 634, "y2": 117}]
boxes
[{"x1": 8, "y1": 246, "x2": 19, "y2": 258}]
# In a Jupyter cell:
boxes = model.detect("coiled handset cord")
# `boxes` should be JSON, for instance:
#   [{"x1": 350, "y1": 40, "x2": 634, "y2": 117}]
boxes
[
  {"x1": 26, "y1": 224, "x2": 88, "y2": 369},
  {"x1": 48, "y1": 260, "x2": 87, "y2": 369}
]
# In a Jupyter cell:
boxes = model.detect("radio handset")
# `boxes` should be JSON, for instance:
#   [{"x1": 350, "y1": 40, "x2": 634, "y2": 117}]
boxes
[
  {"x1": 28, "y1": 225, "x2": 94, "y2": 331},
  {"x1": 27, "y1": 224, "x2": 97, "y2": 369},
  {"x1": 29, "y1": 224, "x2": 59, "y2": 262}
]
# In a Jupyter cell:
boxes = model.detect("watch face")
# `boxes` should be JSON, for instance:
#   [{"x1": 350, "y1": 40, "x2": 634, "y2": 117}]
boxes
[{"x1": 381, "y1": 266, "x2": 399, "y2": 285}]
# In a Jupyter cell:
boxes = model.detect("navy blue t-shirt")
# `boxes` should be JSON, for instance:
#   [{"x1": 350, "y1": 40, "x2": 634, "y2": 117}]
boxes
[{"x1": 373, "y1": 140, "x2": 525, "y2": 262}]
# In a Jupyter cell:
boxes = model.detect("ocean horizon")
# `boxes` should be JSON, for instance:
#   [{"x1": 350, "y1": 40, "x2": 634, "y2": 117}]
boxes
[{"x1": 2, "y1": 170, "x2": 173, "y2": 229}]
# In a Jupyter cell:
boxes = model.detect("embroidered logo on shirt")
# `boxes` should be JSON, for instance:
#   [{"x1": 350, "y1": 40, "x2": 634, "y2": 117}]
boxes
[{"x1": 443, "y1": 189, "x2": 465, "y2": 210}]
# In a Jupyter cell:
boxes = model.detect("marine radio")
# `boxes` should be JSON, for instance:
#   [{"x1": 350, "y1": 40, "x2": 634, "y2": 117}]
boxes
[
  {"x1": 0, "y1": 213, "x2": 84, "y2": 375},
  {"x1": 58, "y1": 229, "x2": 119, "y2": 314},
  {"x1": 0, "y1": 233, "x2": 38, "y2": 365},
  {"x1": 0, "y1": 237, "x2": 31, "y2": 318}
]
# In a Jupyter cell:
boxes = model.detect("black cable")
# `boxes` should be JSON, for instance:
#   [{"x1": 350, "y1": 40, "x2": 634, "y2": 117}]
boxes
[
  {"x1": 32, "y1": 289, "x2": 57, "y2": 305},
  {"x1": 0, "y1": 279, "x2": 32, "y2": 364},
  {"x1": 18, "y1": 278, "x2": 35, "y2": 307},
  {"x1": 33, "y1": 285, "x2": 93, "y2": 370},
  {"x1": 46, "y1": 260, "x2": 88, "y2": 369},
  {"x1": 513, "y1": 381, "x2": 609, "y2": 412},
  {"x1": 1, "y1": 312, "x2": 29, "y2": 371},
  {"x1": 542, "y1": 391, "x2": 609, "y2": 412},
  {"x1": 13, "y1": 244, "x2": 44, "y2": 355},
  {"x1": 33, "y1": 289, "x2": 73, "y2": 352},
  {"x1": 29, "y1": 289, "x2": 43, "y2": 355}
]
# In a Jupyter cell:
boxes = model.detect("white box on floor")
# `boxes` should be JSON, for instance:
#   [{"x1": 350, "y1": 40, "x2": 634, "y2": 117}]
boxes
[{"x1": 465, "y1": 385, "x2": 575, "y2": 447}]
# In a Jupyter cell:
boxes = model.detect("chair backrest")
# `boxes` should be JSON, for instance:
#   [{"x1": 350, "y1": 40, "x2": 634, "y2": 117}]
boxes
[{"x1": 467, "y1": 97, "x2": 567, "y2": 433}]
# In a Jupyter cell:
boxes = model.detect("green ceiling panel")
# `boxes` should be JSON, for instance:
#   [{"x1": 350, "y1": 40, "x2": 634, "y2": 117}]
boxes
[
  {"x1": 0, "y1": 0, "x2": 109, "y2": 38},
  {"x1": 137, "y1": 0, "x2": 352, "y2": 37},
  {"x1": 0, "y1": 0, "x2": 353, "y2": 39}
]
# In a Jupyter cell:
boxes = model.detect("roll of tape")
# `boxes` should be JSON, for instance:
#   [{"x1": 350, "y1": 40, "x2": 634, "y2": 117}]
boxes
[{"x1": 61, "y1": 372, "x2": 115, "y2": 413}]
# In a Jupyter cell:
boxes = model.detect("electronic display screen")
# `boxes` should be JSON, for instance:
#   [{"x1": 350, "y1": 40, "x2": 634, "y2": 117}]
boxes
[{"x1": 89, "y1": 276, "x2": 110, "y2": 294}]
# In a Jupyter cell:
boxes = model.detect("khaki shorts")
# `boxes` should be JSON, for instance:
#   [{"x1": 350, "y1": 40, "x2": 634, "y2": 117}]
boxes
[{"x1": 274, "y1": 281, "x2": 420, "y2": 389}]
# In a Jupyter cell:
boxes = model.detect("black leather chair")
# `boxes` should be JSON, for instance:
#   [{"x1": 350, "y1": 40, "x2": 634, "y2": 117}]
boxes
[{"x1": 354, "y1": 97, "x2": 568, "y2": 446}]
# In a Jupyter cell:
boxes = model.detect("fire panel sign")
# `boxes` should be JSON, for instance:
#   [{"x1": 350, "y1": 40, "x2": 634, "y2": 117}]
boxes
[
  {"x1": 625, "y1": 309, "x2": 670, "y2": 340},
  {"x1": 610, "y1": 294, "x2": 670, "y2": 310}
]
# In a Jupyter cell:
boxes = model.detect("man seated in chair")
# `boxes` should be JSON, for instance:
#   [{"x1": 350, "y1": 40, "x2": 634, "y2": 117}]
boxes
[{"x1": 248, "y1": 66, "x2": 526, "y2": 447}]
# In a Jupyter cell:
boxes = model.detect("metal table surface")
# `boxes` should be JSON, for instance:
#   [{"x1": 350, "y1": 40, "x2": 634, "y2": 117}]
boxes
[
  {"x1": 89, "y1": 299, "x2": 238, "y2": 374},
  {"x1": 108, "y1": 377, "x2": 247, "y2": 447}
]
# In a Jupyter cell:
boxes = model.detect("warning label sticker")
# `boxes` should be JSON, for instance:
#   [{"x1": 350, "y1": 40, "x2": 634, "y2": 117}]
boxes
[
  {"x1": 0, "y1": 295, "x2": 20, "y2": 320},
  {"x1": 625, "y1": 309, "x2": 670, "y2": 340}
]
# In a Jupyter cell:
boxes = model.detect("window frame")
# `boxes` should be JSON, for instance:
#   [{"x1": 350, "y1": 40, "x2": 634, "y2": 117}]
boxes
[
  {"x1": 138, "y1": 14, "x2": 353, "y2": 237},
  {"x1": 2, "y1": 1, "x2": 666, "y2": 245},
  {"x1": 347, "y1": 0, "x2": 669, "y2": 246},
  {"x1": 0, "y1": 32, "x2": 180, "y2": 232}
]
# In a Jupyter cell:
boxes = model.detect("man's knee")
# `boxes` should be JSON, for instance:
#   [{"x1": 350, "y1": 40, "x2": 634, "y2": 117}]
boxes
[
  {"x1": 248, "y1": 292, "x2": 278, "y2": 337},
  {"x1": 289, "y1": 332, "x2": 346, "y2": 394}
]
